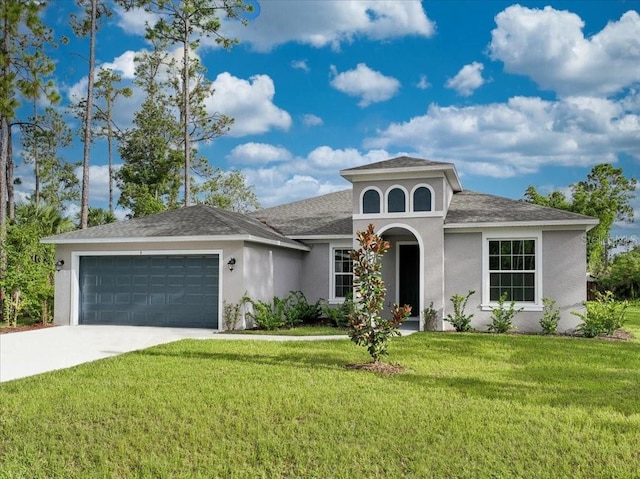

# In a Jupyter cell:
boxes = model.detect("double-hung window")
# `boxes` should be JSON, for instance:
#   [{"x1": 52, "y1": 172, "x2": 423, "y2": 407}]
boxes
[
  {"x1": 488, "y1": 239, "x2": 536, "y2": 302},
  {"x1": 333, "y1": 248, "x2": 353, "y2": 299}
]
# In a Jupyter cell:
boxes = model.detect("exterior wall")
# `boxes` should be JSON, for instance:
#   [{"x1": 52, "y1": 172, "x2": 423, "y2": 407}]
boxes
[
  {"x1": 352, "y1": 177, "x2": 445, "y2": 214},
  {"x1": 53, "y1": 240, "x2": 246, "y2": 330},
  {"x1": 444, "y1": 229, "x2": 587, "y2": 333},
  {"x1": 300, "y1": 243, "x2": 330, "y2": 304}
]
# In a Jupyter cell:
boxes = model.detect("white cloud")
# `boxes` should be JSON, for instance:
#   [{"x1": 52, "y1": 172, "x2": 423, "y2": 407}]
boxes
[
  {"x1": 114, "y1": 5, "x2": 159, "y2": 36},
  {"x1": 291, "y1": 59, "x2": 310, "y2": 72},
  {"x1": 302, "y1": 114, "x2": 323, "y2": 127},
  {"x1": 227, "y1": 143, "x2": 293, "y2": 165},
  {"x1": 217, "y1": 0, "x2": 435, "y2": 52},
  {"x1": 330, "y1": 63, "x2": 400, "y2": 107},
  {"x1": 445, "y1": 62, "x2": 485, "y2": 97},
  {"x1": 365, "y1": 95, "x2": 640, "y2": 176},
  {"x1": 416, "y1": 75, "x2": 430, "y2": 90},
  {"x1": 74, "y1": 164, "x2": 121, "y2": 204},
  {"x1": 100, "y1": 50, "x2": 137, "y2": 79},
  {"x1": 206, "y1": 73, "x2": 292, "y2": 137},
  {"x1": 489, "y1": 6, "x2": 640, "y2": 97}
]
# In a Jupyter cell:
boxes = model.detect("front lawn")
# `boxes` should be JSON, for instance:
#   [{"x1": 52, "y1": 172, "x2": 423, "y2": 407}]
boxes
[
  {"x1": 1, "y1": 310, "x2": 639, "y2": 478},
  {"x1": 223, "y1": 324, "x2": 348, "y2": 336}
]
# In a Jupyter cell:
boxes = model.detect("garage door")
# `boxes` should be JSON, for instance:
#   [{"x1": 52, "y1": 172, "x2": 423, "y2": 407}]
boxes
[{"x1": 79, "y1": 255, "x2": 219, "y2": 328}]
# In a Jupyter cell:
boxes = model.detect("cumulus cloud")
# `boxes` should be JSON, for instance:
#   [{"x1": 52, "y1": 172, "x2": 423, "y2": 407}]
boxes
[
  {"x1": 416, "y1": 74, "x2": 431, "y2": 90},
  {"x1": 302, "y1": 114, "x2": 323, "y2": 127},
  {"x1": 291, "y1": 59, "x2": 310, "y2": 72},
  {"x1": 489, "y1": 6, "x2": 640, "y2": 97},
  {"x1": 227, "y1": 143, "x2": 293, "y2": 165},
  {"x1": 445, "y1": 62, "x2": 485, "y2": 96},
  {"x1": 206, "y1": 73, "x2": 292, "y2": 136},
  {"x1": 216, "y1": 0, "x2": 435, "y2": 52},
  {"x1": 365, "y1": 95, "x2": 640, "y2": 176},
  {"x1": 100, "y1": 50, "x2": 137, "y2": 79},
  {"x1": 114, "y1": 4, "x2": 158, "y2": 36},
  {"x1": 330, "y1": 63, "x2": 401, "y2": 107}
]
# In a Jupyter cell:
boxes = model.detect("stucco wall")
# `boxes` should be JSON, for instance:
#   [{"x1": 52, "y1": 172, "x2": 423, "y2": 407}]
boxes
[
  {"x1": 300, "y1": 243, "x2": 330, "y2": 303},
  {"x1": 443, "y1": 229, "x2": 587, "y2": 333}
]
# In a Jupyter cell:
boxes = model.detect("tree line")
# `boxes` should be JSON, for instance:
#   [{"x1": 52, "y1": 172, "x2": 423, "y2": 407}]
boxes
[{"x1": 0, "y1": 0, "x2": 258, "y2": 324}]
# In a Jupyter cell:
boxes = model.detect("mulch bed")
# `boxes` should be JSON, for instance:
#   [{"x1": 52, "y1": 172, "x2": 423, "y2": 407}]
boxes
[
  {"x1": 346, "y1": 362, "x2": 406, "y2": 375},
  {"x1": 0, "y1": 323, "x2": 56, "y2": 335}
]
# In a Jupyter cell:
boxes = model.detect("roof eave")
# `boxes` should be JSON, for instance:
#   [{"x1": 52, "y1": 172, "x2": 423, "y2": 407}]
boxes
[
  {"x1": 41, "y1": 234, "x2": 311, "y2": 252},
  {"x1": 444, "y1": 219, "x2": 600, "y2": 231},
  {"x1": 340, "y1": 164, "x2": 463, "y2": 191}
]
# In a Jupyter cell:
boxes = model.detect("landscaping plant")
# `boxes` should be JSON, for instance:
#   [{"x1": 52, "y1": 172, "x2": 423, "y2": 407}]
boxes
[
  {"x1": 539, "y1": 297, "x2": 561, "y2": 334},
  {"x1": 422, "y1": 301, "x2": 438, "y2": 331},
  {"x1": 222, "y1": 300, "x2": 242, "y2": 331},
  {"x1": 488, "y1": 293, "x2": 522, "y2": 333},
  {"x1": 321, "y1": 293, "x2": 354, "y2": 328},
  {"x1": 243, "y1": 296, "x2": 286, "y2": 330},
  {"x1": 348, "y1": 224, "x2": 411, "y2": 363},
  {"x1": 446, "y1": 290, "x2": 475, "y2": 332},
  {"x1": 573, "y1": 290, "x2": 628, "y2": 338},
  {"x1": 283, "y1": 291, "x2": 321, "y2": 326}
]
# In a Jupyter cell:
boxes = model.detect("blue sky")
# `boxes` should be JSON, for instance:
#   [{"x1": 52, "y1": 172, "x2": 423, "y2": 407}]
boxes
[{"x1": 18, "y1": 1, "x2": 640, "y2": 246}]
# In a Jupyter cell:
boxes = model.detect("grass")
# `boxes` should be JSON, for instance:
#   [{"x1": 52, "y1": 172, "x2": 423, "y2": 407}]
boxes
[
  {"x1": 223, "y1": 324, "x2": 348, "y2": 336},
  {"x1": 0, "y1": 309, "x2": 639, "y2": 478}
]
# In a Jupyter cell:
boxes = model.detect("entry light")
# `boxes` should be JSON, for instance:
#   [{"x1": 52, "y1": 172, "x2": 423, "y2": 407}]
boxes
[
  {"x1": 55, "y1": 260, "x2": 65, "y2": 272},
  {"x1": 227, "y1": 257, "x2": 236, "y2": 271}
]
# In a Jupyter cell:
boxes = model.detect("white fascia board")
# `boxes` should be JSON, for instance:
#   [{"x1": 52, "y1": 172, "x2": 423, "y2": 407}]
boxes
[
  {"x1": 443, "y1": 219, "x2": 599, "y2": 231},
  {"x1": 41, "y1": 234, "x2": 311, "y2": 251},
  {"x1": 288, "y1": 234, "x2": 353, "y2": 241}
]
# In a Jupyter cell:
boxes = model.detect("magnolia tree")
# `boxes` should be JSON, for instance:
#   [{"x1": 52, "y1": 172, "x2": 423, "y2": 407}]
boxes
[{"x1": 349, "y1": 224, "x2": 412, "y2": 363}]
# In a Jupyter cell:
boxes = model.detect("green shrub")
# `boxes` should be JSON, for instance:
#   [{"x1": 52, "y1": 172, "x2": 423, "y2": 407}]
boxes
[
  {"x1": 222, "y1": 300, "x2": 242, "y2": 331},
  {"x1": 539, "y1": 298, "x2": 560, "y2": 335},
  {"x1": 573, "y1": 290, "x2": 629, "y2": 338},
  {"x1": 422, "y1": 301, "x2": 438, "y2": 331},
  {"x1": 446, "y1": 290, "x2": 475, "y2": 332},
  {"x1": 244, "y1": 296, "x2": 286, "y2": 331},
  {"x1": 488, "y1": 293, "x2": 522, "y2": 333},
  {"x1": 283, "y1": 291, "x2": 321, "y2": 326},
  {"x1": 321, "y1": 293, "x2": 354, "y2": 328}
]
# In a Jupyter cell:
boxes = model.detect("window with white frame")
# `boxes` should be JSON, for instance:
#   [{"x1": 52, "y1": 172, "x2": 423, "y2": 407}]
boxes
[
  {"x1": 333, "y1": 248, "x2": 353, "y2": 299},
  {"x1": 387, "y1": 187, "x2": 406, "y2": 213},
  {"x1": 488, "y1": 239, "x2": 536, "y2": 302},
  {"x1": 413, "y1": 186, "x2": 432, "y2": 212},
  {"x1": 362, "y1": 189, "x2": 381, "y2": 214}
]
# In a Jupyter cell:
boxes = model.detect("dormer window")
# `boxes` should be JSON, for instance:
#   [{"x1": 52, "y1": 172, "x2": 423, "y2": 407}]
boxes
[
  {"x1": 413, "y1": 186, "x2": 433, "y2": 212},
  {"x1": 362, "y1": 189, "x2": 381, "y2": 214},
  {"x1": 387, "y1": 188, "x2": 406, "y2": 213}
]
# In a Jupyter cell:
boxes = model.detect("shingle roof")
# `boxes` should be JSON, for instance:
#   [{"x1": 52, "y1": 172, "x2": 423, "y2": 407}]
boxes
[
  {"x1": 444, "y1": 190, "x2": 598, "y2": 225},
  {"x1": 252, "y1": 189, "x2": 353, "y2": 237},
  {"x1": 42, "y1": 204, "x2": 305, "y2": 248},
  {"x1": 341, "y1": 156, "x2": 454, "y2": 172}
]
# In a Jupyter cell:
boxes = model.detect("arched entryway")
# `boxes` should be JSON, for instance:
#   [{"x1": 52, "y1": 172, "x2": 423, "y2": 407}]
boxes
[{"x1": 377, "y1": 224, "x2": 424, "y2": 331}]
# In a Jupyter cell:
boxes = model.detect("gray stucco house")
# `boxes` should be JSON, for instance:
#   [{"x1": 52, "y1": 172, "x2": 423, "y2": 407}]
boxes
[{"x1": 43, "y1": 157, "x2": 598, "y2": 332}]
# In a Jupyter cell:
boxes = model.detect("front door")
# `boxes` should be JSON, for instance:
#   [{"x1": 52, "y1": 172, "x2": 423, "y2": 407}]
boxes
[{"x1": 398, "y1": 244, "x2": 419, "y2": 317}]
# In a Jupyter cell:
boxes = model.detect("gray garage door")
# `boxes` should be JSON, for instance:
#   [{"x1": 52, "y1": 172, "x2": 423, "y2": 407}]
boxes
[{"x1": 79, "y1": 255, "x2": 219, "y2": 328}]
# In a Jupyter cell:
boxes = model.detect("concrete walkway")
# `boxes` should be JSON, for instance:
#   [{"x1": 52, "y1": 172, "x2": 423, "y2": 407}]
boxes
[{"x1": 0, "y1": 325, "x2": 416, "y2": 383}]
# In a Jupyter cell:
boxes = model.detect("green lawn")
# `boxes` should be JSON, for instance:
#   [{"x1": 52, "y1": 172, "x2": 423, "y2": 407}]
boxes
[
  {"x1": 1, "y1": 309, "x2": 639, "y2": 478},
  {"x1": 223, "y1": 324, "x2": 348, "y2": 336}
]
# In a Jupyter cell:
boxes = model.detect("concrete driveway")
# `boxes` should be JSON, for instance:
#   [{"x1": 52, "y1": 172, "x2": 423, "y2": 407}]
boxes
[{"x1": 0, "y1": 325, "x2": 214, "y2": 383}]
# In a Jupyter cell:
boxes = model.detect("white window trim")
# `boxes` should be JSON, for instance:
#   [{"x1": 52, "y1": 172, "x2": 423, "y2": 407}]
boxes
[
  {"x1": 481, "y1": 231, "x2": 543, "y2": 312},
  {"x1": 329, "y1": 242, "x2": 354, "y2": 303},
  {"x1": 70, "y1": 249, "x2": 224, "y2": 330},
  {"x1": 384, "y1": 185, "x2": 409, "y2": 213},
  {"x1": 410, "y1": 184, "x2": 436, "y2": 212},
  {"x1": 359, "y1": 186, "x2": 383, "y2": 215}
]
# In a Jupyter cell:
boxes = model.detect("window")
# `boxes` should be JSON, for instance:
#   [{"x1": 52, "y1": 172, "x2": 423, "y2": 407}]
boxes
[
  {"x1": 333, "y1": 249, "x2": 353, "y2": 298},
  {"x1": 362, "y1": 189, "x2": 380, "y2": 214},
  {"x1": 488, "y1": 239, "x2": 536, "y2": 302},
  {"x1": 387, "y1": 188, "x2": 406, "y2": 213},
  {"x1": 413, "y1": 186, "x2": 432, "y2": 212}
]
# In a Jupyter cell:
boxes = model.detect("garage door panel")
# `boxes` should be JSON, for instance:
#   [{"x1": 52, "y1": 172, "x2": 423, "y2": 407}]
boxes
[{"x1": 79, "y1": 255, "x2": 219, "y2": 328}]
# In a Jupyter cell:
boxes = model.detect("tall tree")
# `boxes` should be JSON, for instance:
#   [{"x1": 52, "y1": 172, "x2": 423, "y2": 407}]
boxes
[
  {"x1": 0, "y1": 0, "x2": 56, "y2": 320},
  {"x1": 70, "y1": 0, "x2": 112, "y2": 229},
  {"x1": 192, "y1": 169, "x2": 259, "y2": 212},
  {"x1": 525, "y1": 164, "x2": 637, "y2": 273},
  {"x1": 93, "y1": 68, "x2": 132, "y2": 213},
  {"x1": 118, "y1": 0, "x2": 252, "y2": 206}
]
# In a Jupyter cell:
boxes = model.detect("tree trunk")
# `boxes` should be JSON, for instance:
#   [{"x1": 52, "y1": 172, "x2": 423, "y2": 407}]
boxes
[
  {"x1": 0, "y1": 116, "x2": 8, "y2": 323},
  {"x1": 7, "y1": 125, "x2": 14, "y2": 219},
  {"x1": 107, "y1": 116, "x2": 113, "y2": 213},
  {"x1": 80, "y1": 0, "x2": 97, "y2": 229},
  {"x1": 183, "y1": 9, "x2": 190, "y2": 207}
]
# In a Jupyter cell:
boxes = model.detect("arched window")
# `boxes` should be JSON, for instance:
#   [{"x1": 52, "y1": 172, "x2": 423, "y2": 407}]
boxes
[
  {"x1": 387, "y1": 188, "x2": 406, "y2": 213},
  {"x1": 413, "y1": 186, "x2": 432, "y2": 212},
  {"x1": 362, "y1": 189, "x2": 381, "y2": 214}
]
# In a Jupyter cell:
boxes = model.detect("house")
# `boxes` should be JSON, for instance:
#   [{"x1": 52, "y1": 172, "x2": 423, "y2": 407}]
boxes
[{"x1": 43, "y1": 156, "x2": 598, "y2": 332}]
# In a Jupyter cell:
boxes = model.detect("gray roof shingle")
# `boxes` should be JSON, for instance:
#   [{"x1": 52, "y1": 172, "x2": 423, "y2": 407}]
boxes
[
  {"x1": 43, "y1": 204, "x2": 305, "y2": 248},
  {"x1": 444, "y1": 190, "x2": 598, "y2": 225},
  {"x1": 252, "y1": 189, "x2": 353, "y2": 237},
  {"x1": 341, "y1": 156, "x2": 454, "y2": 172}
]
